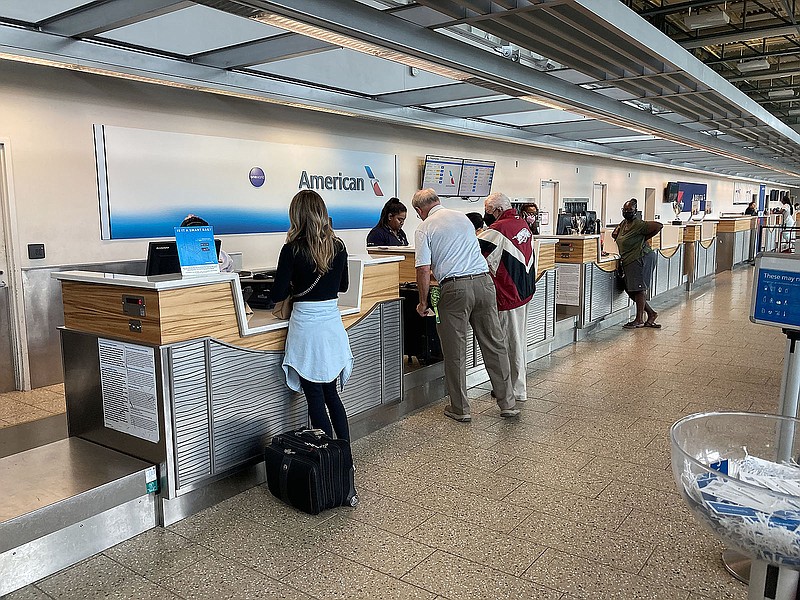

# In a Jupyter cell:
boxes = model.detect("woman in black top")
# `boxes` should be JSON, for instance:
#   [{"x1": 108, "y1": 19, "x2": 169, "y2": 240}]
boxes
[
  {"x1": 271, "y1": 190, "x2": 353, "y2": 440},
  {"x1": 744, "y1": 201, "x2": 757, "y2": 216},
  {"x1": 366, "y1": 198, "x2": 409, "y2": 246}
]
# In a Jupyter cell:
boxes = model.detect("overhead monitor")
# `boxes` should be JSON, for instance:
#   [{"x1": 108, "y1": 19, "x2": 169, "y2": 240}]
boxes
[
  {"x1": 421, "y1": 155, "x2": 463, "y2": 197},
  {"x1": 665, "y1": 182, "x2": 679, "y2": 204},
  {"x1": 146, "y1": 239, "x2": 221, "y2": 276},
  {"x1": 458, "y1": 158, "x2": 495, "y2": 197}
]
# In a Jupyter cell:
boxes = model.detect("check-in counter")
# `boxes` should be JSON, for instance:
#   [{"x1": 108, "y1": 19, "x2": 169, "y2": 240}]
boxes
[
  {"x1": 555, "y1": 228, "x2": 686, "y2": 329},
  {"x1": 683, "y1": 221, "x2": 717, "y2": 287},
  {"x1": 716, "y1": 216, "x2": 756, "y2": 272},
  {"x1": 53, "y1": 255, "x2": 402, "y2": 525},
  {"x1": 369, "y1": 239, "x2": 561, "y2": 378},
  {"x1": 366, "y1": 246, "x2": 417, "y2": 284}
]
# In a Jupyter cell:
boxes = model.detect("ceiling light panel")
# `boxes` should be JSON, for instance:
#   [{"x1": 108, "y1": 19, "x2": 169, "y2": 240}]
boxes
[
  {"x1": 684, "y1": 10, "x2": 731, "y2": 30},
  {"x1": 736, "y1": 58, "x2": 771, "y2": 73}
]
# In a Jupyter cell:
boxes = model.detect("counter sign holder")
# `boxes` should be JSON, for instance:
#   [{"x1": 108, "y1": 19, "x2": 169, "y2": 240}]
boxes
[{"x1": 737, "y1": 252, "x2": 800, "y2": 598}]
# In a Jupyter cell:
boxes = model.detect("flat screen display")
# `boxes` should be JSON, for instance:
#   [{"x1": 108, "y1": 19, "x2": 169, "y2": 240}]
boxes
[
  {"x1": 458, "y1": 159, "x2": 495, "y2": 197},
  {"x1": 422, "y1": 155, "x2": 463, "y2": 197}
]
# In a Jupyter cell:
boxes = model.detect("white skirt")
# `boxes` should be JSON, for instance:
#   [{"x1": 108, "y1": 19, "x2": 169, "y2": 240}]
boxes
[{"x1": 282, "y1": 299, "x2": 354, "y2": 392}]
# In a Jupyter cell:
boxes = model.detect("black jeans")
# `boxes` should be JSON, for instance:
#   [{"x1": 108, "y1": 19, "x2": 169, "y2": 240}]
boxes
[{"x1": 299, "y1": 377, "x2": 350, "y2": 441}]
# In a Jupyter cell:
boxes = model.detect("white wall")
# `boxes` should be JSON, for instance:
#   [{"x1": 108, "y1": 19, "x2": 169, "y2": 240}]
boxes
[{"x1": 0, "y1": 59, "x2": 788, "y2": 271}]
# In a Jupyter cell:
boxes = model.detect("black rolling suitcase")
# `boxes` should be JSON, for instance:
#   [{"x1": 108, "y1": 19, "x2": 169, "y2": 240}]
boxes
[{"x1": 264, "y1": 428, "x2": 358, "y2": 515}]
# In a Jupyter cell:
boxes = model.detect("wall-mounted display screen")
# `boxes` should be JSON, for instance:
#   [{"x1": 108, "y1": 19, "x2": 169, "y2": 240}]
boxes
[
  {"x1": 422, "y1": 155, "x2": 463, "y2": 197},
  {"x1": 458, "y1": 159, "x2": 495, "y2": 197}
]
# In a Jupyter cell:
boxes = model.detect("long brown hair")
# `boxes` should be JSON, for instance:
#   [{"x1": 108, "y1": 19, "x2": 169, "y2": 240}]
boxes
[{"x1": 286, "y1": 190, "x2": 338, "y2": 273}]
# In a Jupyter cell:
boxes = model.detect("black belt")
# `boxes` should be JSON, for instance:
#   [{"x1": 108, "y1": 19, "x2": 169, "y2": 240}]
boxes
[{"x1": 439, "y1": 273, "x2": 488, "y2": 286}]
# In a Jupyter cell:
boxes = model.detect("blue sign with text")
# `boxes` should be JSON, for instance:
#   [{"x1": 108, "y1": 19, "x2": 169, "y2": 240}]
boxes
[{"x1": 753, "y1": 268, "x2": 800, "y2": 329}]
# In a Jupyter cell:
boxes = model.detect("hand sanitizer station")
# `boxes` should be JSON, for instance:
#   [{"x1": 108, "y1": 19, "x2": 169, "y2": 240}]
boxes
[{"x1": 672, "y1": 252, "x2": 800, "y2": 600}]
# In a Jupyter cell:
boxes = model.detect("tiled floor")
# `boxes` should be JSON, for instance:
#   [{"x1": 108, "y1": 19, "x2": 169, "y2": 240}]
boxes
[
  {"x1": 0, "y1": 384, "x2": 65, "y2": 428},
  {"x1": 5, "y1": 267, "x2": 783, "y2": 599}
]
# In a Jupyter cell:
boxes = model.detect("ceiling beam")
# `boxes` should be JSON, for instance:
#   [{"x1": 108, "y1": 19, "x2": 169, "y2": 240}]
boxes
[
  {"x1": 40, "y1": 0, "x2": 193, "y2": 38},
  {"x1": 194, "y1": 33, "x2": 334, "y2": 68}
]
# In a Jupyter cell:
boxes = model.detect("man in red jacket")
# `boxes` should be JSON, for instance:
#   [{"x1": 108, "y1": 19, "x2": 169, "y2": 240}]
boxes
[{"x1": 479, "y1": 192, "x2": 537, "y2": 405}]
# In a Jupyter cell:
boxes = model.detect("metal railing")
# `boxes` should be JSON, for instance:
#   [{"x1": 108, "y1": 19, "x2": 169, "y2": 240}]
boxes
[{"x1": 758, "y1": 225, "x2": 800, "y2": 254}]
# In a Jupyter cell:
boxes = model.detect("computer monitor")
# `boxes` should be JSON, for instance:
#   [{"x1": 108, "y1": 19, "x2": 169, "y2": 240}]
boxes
[
  {"x1": 556, "y1": 213, "x2": 574, "y2": 236},
  {"x1": 584, "y1": 210, "x2": 598, "y2": 234},
  {"x1": 145, "y1": 239, "x2": 221, "y2": 276}
]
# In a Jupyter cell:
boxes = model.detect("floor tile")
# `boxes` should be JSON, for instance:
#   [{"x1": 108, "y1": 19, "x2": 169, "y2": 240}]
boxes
[
  {"x1": 402, "y1": 550, "x2": 561, "y2": 600},
  {"x1": 281, "y1": 552, "x2": 436, "y2": 600},
  {"x1": 36, "y1": 554, "x2": 181, "y2": 600},
  {"x1": 522, "y1": 548, "x2": 690, "y2": 599},
  {"x1": 159, "y1": 555, "x2": 311, "y2": 599},
  {"x1": 406, "y1": 513, "x2": 546, "y2": 576},
  {"x1": 103, "y1": 527, "x2": 212, "y2": 580},
  {"x1": 306, "y1": 514, "x2": 435, "y2": 577}
]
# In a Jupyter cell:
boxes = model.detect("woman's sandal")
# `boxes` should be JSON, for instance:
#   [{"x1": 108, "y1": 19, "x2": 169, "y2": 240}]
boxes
[
  {"x1": 643, "y1": 321, "x2": 662, "y2": 328},
  {"x1": 622, "y1": 321, "x2": 645, "y2": 329}
]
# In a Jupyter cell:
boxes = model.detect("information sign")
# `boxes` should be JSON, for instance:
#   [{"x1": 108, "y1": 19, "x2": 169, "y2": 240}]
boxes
[
  {"x1": 174, "y1": 225, "x2": 220, "y2": 277},
  {"x1": 458, "y1": 159, "x2": 495, "y2": 197},
  {"x1": 751, "y1": 253, "x2": 800, "y2": 330}
]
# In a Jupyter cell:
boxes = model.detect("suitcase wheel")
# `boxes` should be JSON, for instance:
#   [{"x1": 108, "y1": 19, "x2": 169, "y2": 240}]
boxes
[{"x1": 349, "y1": 495, "x2": 359, "y2": 508}]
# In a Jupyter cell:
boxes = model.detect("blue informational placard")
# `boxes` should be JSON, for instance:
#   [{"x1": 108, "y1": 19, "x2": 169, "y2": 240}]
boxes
[
  {"x1": 751, "y1": 254, "x2": 800, "y2": 330},
  {"x1": 174, "y1": 226, "x2": 220, "y2": 276}
]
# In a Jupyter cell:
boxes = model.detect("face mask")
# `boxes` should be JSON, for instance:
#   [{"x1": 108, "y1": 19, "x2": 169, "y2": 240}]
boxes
[
  {"x1": 524, "y1": 214, "x2": 537, "y2": 225},
  {"x1": 622, "y1": 210, "x2": 635, "y2": 221},
  {"x1": 484, "y1": 212, "x2": 496, "y2": 227}
]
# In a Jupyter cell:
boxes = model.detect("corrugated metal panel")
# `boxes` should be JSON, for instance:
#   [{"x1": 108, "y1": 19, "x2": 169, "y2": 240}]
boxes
[{"x1": 170, "y1": 342, "x2": 212, "y2": 488}]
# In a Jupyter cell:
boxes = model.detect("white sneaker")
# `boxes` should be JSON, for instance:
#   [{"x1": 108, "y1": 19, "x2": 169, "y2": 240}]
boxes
[{"x1": 500, "y1": 408, "x2": 521, "y2": 418}]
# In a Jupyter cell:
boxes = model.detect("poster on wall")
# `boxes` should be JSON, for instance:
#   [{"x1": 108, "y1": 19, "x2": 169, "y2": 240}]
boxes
[{"x1": 94, "y1": 125, "x2": 397, "y2": 239}]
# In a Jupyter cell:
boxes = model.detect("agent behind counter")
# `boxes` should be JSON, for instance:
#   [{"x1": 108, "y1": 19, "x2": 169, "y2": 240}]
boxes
[{"x1": 366, "y1": 198, "x2": 409, "y2": 247}]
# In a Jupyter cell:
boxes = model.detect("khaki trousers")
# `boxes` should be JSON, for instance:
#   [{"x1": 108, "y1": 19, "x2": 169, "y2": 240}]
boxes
[
  {"x1": 498, "y1": 304, "x2": 528, "y2": 403},
  {"x1": 436, "y1": 273, "x2": 514, "y2": 415}
]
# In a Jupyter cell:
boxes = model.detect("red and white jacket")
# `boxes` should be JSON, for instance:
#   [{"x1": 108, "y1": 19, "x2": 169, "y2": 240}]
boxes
[{"x1": 478, "y1": 209, "x2": 536, "y2": 311}]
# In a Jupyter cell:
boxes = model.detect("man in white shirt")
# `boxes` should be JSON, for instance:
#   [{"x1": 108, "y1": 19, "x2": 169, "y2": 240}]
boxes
[{"x1": 413, "y1": 188, "x2": 520, "y2": 422}]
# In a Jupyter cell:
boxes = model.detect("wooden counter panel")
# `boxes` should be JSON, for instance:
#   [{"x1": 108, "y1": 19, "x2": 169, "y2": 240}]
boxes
[
  {"x1": 554, "y1": 238, "x2": 598, "y2": 264},
  {"x1": 361, "y1": 262, "x2": 400, "y2": 306},
  {"x1": 683, "y1": 224, "x2": 700, "y2": 242},
  {"x1": 61, "y1": 282, "x2": 163, "y2": 345},
  {"x1": 368, "y1": 250, "x2": 416, "y2": 283},
  {"x1": 159, "y1": 282, "x2": 240, "y2": 345},
  {"x1": 661, "y1": 245, "x2": 681, "y2": 258},
  {"x1": 537, "y1": 244, "x2": 555, "y2": 273},
  {"x1": 649, "y1": 232, "x2": 660, "y2": 249},
  {"x1": 718, "y1": 218, "x2": 754, "y2": 233},
  {"x1": 596, "y1": 260, "x2": 618, "y2": 273}
]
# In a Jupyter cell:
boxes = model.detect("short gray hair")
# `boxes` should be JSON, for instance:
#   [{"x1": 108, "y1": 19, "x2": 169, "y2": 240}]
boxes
[
  {"x1": 412, "y1": 188, "x2": 440, "y2": 210},
  {"x1": 485, "y1": 192, "x2": 511, "y2": 212}
]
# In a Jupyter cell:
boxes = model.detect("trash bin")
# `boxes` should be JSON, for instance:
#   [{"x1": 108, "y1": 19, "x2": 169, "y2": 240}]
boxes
[{"x1": 671, "y1": 412, "x2": 800, "y2": 599}]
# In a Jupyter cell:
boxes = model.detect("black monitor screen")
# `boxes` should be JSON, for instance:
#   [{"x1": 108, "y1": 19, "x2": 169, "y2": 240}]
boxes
[
  {"x1": 556, "y1": 213, "x2": 573, "y2": 236},
  {"x1": 146, "y1": 239, "x2": 221, "y2": 276},
  {"x1": 665, "y1": 182, "x2": 679, "y2": 203},
  {"x1": 584, "y1": 210, "x2": 597, "y2": 234}
]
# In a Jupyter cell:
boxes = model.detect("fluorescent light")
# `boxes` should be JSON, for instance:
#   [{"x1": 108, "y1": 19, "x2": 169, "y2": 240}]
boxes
[
  {"x1": 788, "y1": 109, "x2": 800, "y2": 116},
  {"x1": 768, "y1": 89, "x2": 795, "y2": 100},
  {"x1": 736, "y1": 58, "x2": 770, "y2": 72},
  {"x1": 684, "y1": 10, "x2": 731, "y2": 30}
]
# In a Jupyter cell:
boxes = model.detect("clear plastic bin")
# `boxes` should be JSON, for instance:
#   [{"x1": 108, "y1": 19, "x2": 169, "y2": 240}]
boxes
[{"x1": 671, "y1": 411, "x2": 800, "y2": 568}]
